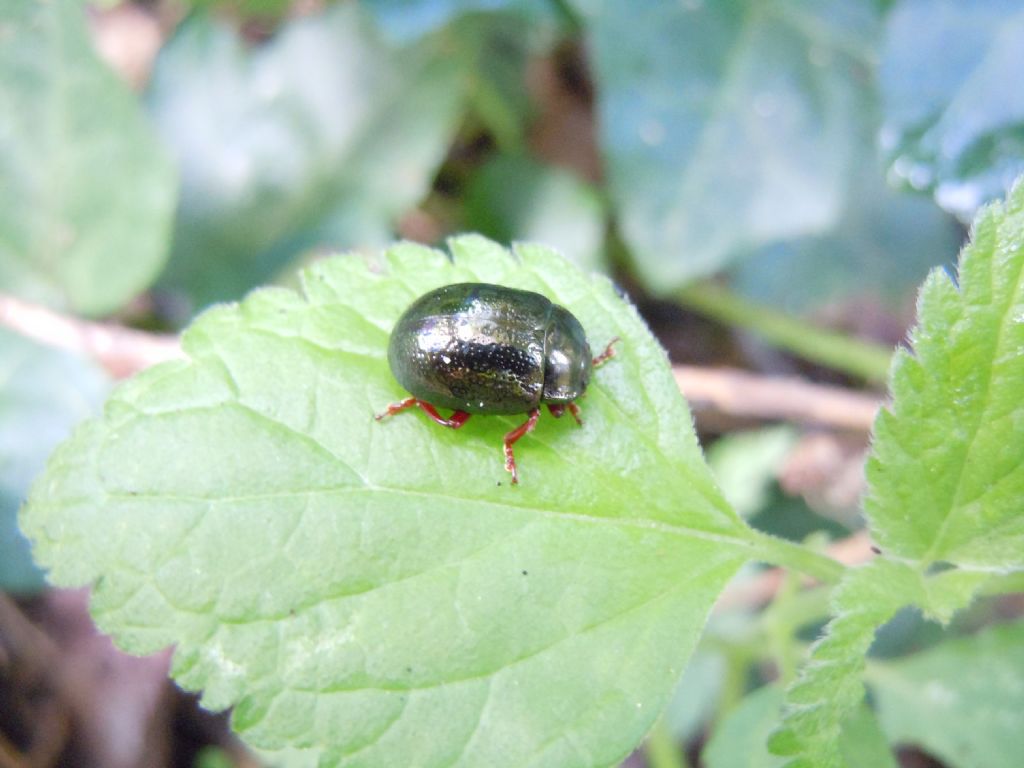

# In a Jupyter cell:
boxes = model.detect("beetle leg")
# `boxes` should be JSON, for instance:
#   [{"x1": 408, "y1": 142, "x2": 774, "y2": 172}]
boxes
[
  {"x1": 592, "y1": 337, "x2": 620, "y2": 368},
  {"x1": 375, "y1": 397, "x2": 471, "y2": 429},
  {"x1": 374, "y1": 397, "x2": 418, "y2": 421},
  {"x1": 504, "y1": 408, "x2": 540, "y2": 485},
  {"x1": 548, "y1": 402, "x2": 583, "y2": 426},
  {"x1": 417, "y1": 402, "x2": 471, "y2": 429},
  {"x1": 567, "y1": 402, "x2": 583, "y2": 426}
]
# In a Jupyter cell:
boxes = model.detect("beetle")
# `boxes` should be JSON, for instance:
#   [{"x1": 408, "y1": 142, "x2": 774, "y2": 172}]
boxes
[{"x1": 375, "y1": 282, "x2": 618, "y2": 484}]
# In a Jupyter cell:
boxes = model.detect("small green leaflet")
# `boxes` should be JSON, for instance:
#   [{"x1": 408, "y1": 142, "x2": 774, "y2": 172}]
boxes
[
  {"x1": 772, "y1": 179, "x2": 1024, "y2": 767},
  {"x1": 866, "y1": 178, "x2": 1024, "y2": 569},
  {"x1": 22, "y1": 237, "x2": 757, "y2": 767},
  {"x1": 768, "y1": 561, "x2": 924, "y2": 768}
]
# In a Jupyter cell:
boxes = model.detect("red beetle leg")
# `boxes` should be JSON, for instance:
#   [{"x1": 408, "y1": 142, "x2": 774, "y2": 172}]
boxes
[
  {"x1": 374, "y1": 396, "x2": 418, "y2": 420},
  {"x1": 375, "y1": 397, "x2": 471, "y2": 429},
  {"x1": 592, "y1": 337, "x2": 620, "y2": 368},
  {"x1": 567, "y1": 402, "x2": 582, "y2": 425},
  {"x1": 548, "y1": 402, "x2": 583, "y2": 426},
  {"x1": 504, "y1": 408, "x2": 540, "y2": 485}
]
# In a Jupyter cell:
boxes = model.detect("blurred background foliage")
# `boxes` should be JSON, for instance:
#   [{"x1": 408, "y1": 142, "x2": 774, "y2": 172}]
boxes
[
  {"x1": 7, "y1": 0, "x2": 1024, "y2": 327},
  {"x1": 2, "y1": 0, "x2": 1024, "y2": 765}
]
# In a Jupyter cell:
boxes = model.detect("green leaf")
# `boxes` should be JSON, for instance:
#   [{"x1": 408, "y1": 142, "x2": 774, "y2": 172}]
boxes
[
  {"x1": 22, "y1": 237, "x2": 756, "y2": 767},
  {"x1": 578, "y1": 0, "x2": 877, "y2": 291},
  {"x1": 880, "y1": 0, "x2": 1024, "y2": 220},
  {"x1": 866, "y1": 179, "x2": 1024, "y2": 570},
  {"x1": 704, "y1": 685, "x2": 896, "y2": 768},
  {"x1": 0, "y1": 329, "x2": 109, "y2": 593},
  {"x1": 868, "y1": 620, "x2": 1024, "y2": 768},
  {"x1": 0, "y1": 0, "x2": 177, "y2": 316},
  {"x1": 464, "y1": 153, "x2": 605, "y2": 272},
  {"x1": 148, "y1": 6, "x2": 465, "y2": 310},
  {"x1": 773, "y1": 179, "x2": 1024, "y2": 767},
  {"x1": 768, "y1": 561, "x2": 924, "y2": 768}
]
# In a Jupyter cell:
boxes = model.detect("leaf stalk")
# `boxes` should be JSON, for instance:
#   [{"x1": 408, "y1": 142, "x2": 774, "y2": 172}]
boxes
[
  {"x1": 748, "y1": 531, "x2": 846, "y2": 585},
  {"x1": 676, "y1": 282, "x2": 893, "y2": 383}
]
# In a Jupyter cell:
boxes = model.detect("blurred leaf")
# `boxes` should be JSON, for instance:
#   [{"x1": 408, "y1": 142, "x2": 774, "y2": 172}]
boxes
[
  {"x1": 708, "y1": 427, "x2": 851, "y2": 541},
  {"x1": 361, "y1": 0, "x2": 553, "y2": 42},
  {"x1": 705, "y1": 685, "x2": 788, "y2": 768},
  {"x1": 733, "y1": 152, "x2": 962, "y2": 314},
  {"x1": 22, "y1": 237, "x2": 756, "y2": 767},
  {"x1": 192, "y1": 746, "x2": 236, "y2": 768},
  {"x1": 704, "y1": 685, "x2": 896, "y2": 768},
  {"x1": 0, "y1": 0, "x2": 177, "y2": 316},
  {"x1": 707, "y1": 426, "x2": 796, "y2": 518},
  {"x1": 836, "y1": 703, "x2": 900, "y2": 768},
  {"x1": 182, "y1": 0, "x2": 294, "y2": 18},
  {"x1": 464, "y1": 153, "x2": 605, "y2": 271},
  {"x1": 455, "y1": 16, "x2": 536, "y2": 151},
  {"x1": 868, "y1": 605, "x2": 946, "y2": 660},
  {"x1": 367, "y1": 2, "x2": 553, "y2": 151},
  {"x1": 880, "y1": 0, "x2": 1024, "y2": 220},
  {"x1": 0, "y1": 329, "x2": 109, "y2": 593},
  {"x1": 148, "y1": 6, "x2": 465, "y2": 311},
  {"x1": 749, "y1": 491, "x2": 849, "y2": 544},
  {"x1": 662, "y1": 650, "x2": 726, "y2": 742},
  {"x1": 578, "y1": 0, "x2": 878, "y2": 291},
  {"x1": 868, "y1": 620, "x2": 1024, "y2": 768}
]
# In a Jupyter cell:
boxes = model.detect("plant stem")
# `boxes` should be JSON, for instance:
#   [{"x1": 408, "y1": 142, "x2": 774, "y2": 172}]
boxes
[
  {"x1": 749, "y1": 531, "x2": 846, "y2": 585},
  {"x1": 763, "y1": 570, "x2": 799, "y2": 685},
  {"x1": 676, "y1": 283, "x2": 893, "y2": 383},
  {"x1": 644, "y1": 718, "x2": 690, "y2": 768}
]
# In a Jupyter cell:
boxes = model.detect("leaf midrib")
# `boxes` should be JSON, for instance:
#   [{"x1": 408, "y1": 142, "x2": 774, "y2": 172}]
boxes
[{"x1": 103, "y1": 484, "x2": 755, "y2": 550}]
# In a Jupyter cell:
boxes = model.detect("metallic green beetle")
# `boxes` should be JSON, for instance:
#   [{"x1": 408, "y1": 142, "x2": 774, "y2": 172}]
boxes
[{"x1": 376, "y1": 282, "x2": 618, "y2": 484}]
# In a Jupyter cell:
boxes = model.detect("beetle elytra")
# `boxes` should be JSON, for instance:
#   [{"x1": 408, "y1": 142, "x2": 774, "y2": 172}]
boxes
[{"x1": 375, "y1": 282, "x2": 618, "y2": 484}]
